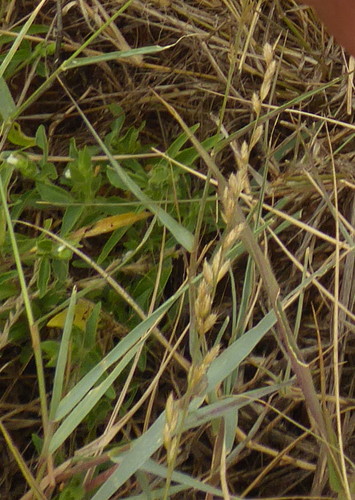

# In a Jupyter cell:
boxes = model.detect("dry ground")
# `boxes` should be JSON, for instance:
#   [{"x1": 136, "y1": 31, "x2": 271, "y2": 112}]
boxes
[{"x1": 0, "y1": 0, "x2": 354, "y2": 499}]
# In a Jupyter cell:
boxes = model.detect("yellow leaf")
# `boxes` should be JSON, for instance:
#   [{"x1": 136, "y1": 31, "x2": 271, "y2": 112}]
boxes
[
  {"x1": 47, "y1": 299, "x2": 95, "y2": 330},
  {"x1": 71, "y1": 211, "x2": 150, "y2": 240}
]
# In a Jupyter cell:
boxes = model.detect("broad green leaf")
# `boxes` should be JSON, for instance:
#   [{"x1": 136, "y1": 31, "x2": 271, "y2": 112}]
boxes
[
  {"x1": 104, "y1": 156, "x2": 194, "y2": 251},
  {"x1": 75, "y1": 110, "x2": 195, "y2": 252},
  {"x1": 60, "y1": 205, "x2": 84, "y2": 237},
  {"x1": 0, "y1": 121, "x2": 36, "y2": 147},
  {"x1": 36, "y1": 182, "x2": 74, "y2": 204},
  {"x1": 0, "y1": 77, "x2": 15, "y2": 119},
  {"x1": 35, "y1": 124, "x2": 48, "y2": 154}
]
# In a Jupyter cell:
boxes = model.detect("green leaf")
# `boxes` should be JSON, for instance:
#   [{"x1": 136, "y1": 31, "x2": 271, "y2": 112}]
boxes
[
  {"x1": 97, "y1": 227, "x2": 128, "y2": 264},
  {"x1": 74, "y1": 88, "x2": 195, "y2": 251},
  {"x1": 0, "y1": 77, "x2": 16, "y2": 120},
  {"x1": 0, "y1": 0, "x2": 47, "y2": 80},
  {"x1": 37, "y1": 257, "x2": 51, "y2": 298},
  {"x1": 84, "y1": 302, "x2": 101, "y2": 349},
  {"x1": 185, "y1": 385, "x2": 285, "y2": 430},
  {"x1": 36, "y1": 182, "x2": 74, "y2": 204},
  {"x1": 165, "y1": 124, "x2": 200, "y2": 158},
  {"x1": 61, "y1": 205, "x2": 84, "y2": 237},
  {"x1": 175, "y1": 133, "x2": 223, "y2": 166},
  {"x1": 92, "y1": 413, "x2": 165, "y2": 500},
  {"x1": 58, "y1": 476, "x2": 85, "y2": 500},
  {"x1": 54, "y1": 293, "x2": 176, "y2": 420},
  {"x1": 31, "y1": 433, "x2": 43, "y2": 455},
  {"x1": 41, "y1": 340, "x2": 60, "y2": 368},
  {"x1": 35, "y1": 124, "x2": 48, "y2": 156},
  {"x1": 106, "y1": 155, "x2": 194, "y2": 251},
  {"x1": 6, "y1": 122, "x2": 36, "y2": 147}
]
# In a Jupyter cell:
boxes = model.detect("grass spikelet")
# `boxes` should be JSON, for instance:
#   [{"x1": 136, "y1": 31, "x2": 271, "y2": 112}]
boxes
[
  {"x1": 260, "y1": 42, "x2": 276, "y2": 103},
  {"x1": 163, "y1": 393, "x2": 179, "y2": 456}
]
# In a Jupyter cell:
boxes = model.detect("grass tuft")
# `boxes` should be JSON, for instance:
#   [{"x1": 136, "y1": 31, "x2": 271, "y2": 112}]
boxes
[{"x1": 0, "y1": 1, "x2": 354, "y2": 499}]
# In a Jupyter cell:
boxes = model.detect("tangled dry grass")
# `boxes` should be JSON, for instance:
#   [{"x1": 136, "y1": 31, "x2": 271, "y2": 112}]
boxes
[{"x1": 0, "y1": 0, "x2": 354, "y2": 498}]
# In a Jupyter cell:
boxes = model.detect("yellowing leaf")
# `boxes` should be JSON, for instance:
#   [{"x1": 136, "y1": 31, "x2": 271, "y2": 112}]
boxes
[
  {"x1": 47, "y1": 299, "x2": 95, "y2": 330},
  {"x1": 71, "y1": 211, "x2": 150, "y2": 240}
]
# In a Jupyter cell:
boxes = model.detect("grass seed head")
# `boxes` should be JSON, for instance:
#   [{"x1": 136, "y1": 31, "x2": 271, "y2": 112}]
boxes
[
  {"x1": 201, "y1": 312, "x2": 218, "y2": 335},
  {"x1": 211, "y1": 247, "x2": 223, "y2": 279},
  {"x1": 223, "y1": 224, "x2": 245, "y2": 252},
  {"x1": 236, "y1": 141, "x2": 250, "y2": 171},
  {"x1": 202, "y1": 259, "x2": 214, "y2": 287},
  {"x1": 202, "y1": 344, "x2": 220, "y2": 368},
  {"x1": 166, "y1": 436, "x2": 179, "y2": 464},
  {"x1": 216, "y1": 259, "x2": 230, "y2": 283},
  {"x1": 252, "y1": 92, "x2": 262, "y2": 115},
  {"x1": 221, "y1": 181, "x2": 237, "y2": 223},
  {"x1": 195, "y1": 280, "x2": 213, "y2": 321},
  {"x1": 260, "y1": 60, "x2": 276, "y2": 102},
  {"x1": 250, "y1": 125, "x2": 263, "y2": 150},
  {"x1": 263, "y1": 42, "x2": 274, "y2": 66}
]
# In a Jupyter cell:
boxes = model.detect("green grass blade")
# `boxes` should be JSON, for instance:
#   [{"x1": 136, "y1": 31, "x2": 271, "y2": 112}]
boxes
[
  {"x1": 54, "y1": 287, "x2": 183, "y2": 421},
  {"x1": 92, "y1": 413, "x2": 166, "y2": 500},
  {"x1": 0, "y1": 174, "x2": 48, "y2": 431},
  {"x1": 3, "y1": 0, "x2": 135, "y2": 122},
  {"x1": 128, "y1": 458, "x2": 244, "y2": 499},
  {"x1": 49, "y1": 343, "x2": 140, "y2": 454},
  {"x1": 49, "y1": 287, "x2": 77, "y2": 420},
  {"x1": 0, "y1": 0, "x2": 47, "y2": 80},
  {"x1": 63, "y1": 42, "x2": 184, "y2": 70},
  {"x1": 205, "y1": 310, "x2": 277, "y2": 394},
  {"x1": 186, "y1": 385, "x2": 286, "y2": 430},
  {"x1": 90, "y1": 328, "x2": 282, "y2": 499}
]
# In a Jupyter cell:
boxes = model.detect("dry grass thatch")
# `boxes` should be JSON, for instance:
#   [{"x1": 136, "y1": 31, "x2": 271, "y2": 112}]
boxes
[{"x1": 0, "y1": 0, "x2": 354, "y2": 498}]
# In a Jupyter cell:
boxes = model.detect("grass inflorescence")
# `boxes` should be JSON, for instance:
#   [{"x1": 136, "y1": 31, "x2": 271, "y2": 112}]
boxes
[{"x1": 0, "y1": 1, "x2": 354, "y2": 499}]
